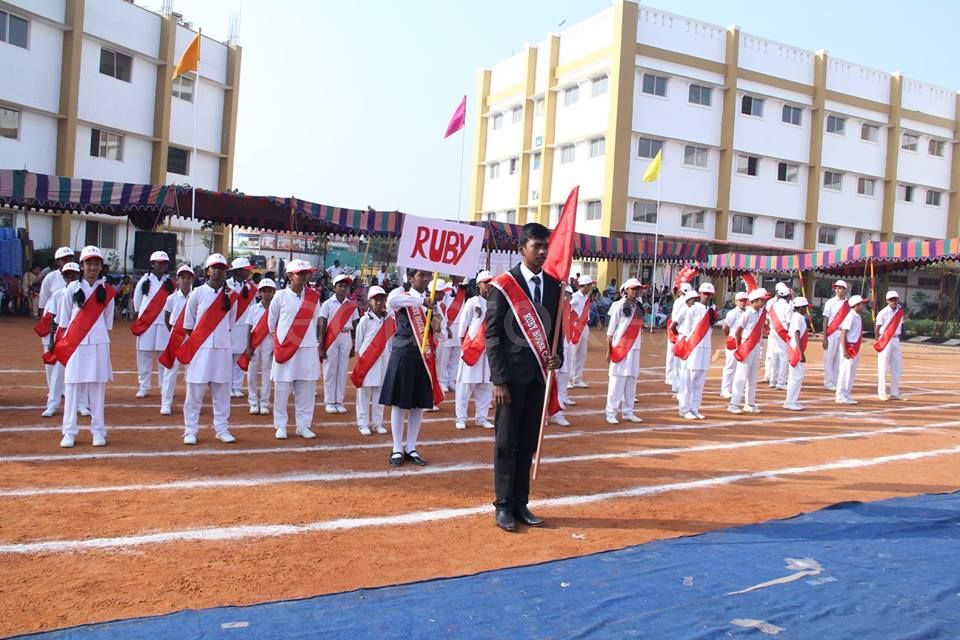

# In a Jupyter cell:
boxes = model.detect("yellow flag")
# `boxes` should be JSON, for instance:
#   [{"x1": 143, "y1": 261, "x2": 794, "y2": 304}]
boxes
[
  {"x1": 171, "y1": 32, "x2": 201, "y2": 80},
  {"x1": 642, "y1": 149, "x2": 662, "y2": 182}
]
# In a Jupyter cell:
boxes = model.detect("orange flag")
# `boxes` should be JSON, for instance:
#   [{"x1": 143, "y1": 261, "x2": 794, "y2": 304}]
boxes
[{"x1": 171, "y1": 32, "x2": 200, "y2": 80}]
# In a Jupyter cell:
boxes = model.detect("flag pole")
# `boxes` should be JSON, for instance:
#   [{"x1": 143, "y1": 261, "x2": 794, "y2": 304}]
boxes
[
  {"x1": 456, "y1": 127, "x2": 466, "y2": 222},
  {"x1": 532, "y1": 281, "x2": 564, "y2": 480},
  {"x1": 421, "y1": 271, "x2": 440, "y2": 353},
  {"x1": 650, "y1": 165, "x2": 661, "y2": 333}
]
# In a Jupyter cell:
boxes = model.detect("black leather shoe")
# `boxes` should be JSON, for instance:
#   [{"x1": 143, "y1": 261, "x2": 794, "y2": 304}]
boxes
[
  {"x1": 496, "y1": 509, "x2": 516, "y2": 532},
  {"x1": 405, "y1": 450, "x2": 427, "y2": 466},
  {"x1": 514, "y1": 506, "x2": 545, "y2": 527},
  {"x1": 389, "y1": 451, "x2": 403, "y2": 466}
]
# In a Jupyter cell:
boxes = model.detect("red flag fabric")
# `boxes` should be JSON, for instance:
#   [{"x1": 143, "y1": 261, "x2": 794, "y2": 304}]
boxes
[
  {"x1": 444, "y1": 96, "x2": 467, "y2": 138},
  {"x1": 543, "y1": 185, "x2": 579, "y2": 283}
]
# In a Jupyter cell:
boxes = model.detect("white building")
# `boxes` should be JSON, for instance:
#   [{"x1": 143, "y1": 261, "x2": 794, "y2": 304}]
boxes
[
  {"x1": 0, "y1": 0, "x2": 241, "y2": 270},
  {"x1": 469, "y1": 0, "x2": 959, "y2": 290}
]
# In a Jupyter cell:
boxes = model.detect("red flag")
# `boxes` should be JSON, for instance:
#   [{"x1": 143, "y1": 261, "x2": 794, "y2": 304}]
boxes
[
  {"x1": 543, "y1": 185, "x2": 579, "y2": 283},
  {"x1": 444, "y1": 95, "x2": 466, "y2": 138}
]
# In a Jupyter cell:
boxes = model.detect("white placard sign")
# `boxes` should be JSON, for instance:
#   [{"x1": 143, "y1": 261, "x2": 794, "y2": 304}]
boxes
[{"x1": 396, "y1": 214, "x2": 485, "y2": 279}]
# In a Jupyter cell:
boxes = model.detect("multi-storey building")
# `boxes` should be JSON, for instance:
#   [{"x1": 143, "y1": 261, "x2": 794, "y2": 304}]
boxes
[
  {"x1": 0, "y1": 0, "x2": 241, "y2": 269},
  {"x1": 469, "y1": 0, "x2": 959, "y2": 288}
]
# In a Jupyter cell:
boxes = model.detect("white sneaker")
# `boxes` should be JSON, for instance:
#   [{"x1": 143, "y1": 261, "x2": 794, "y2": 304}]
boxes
[
  {"x1": 92, "y1": 433, "x2": 106, "y2": 447},
  {"x1": 783, "y1": 403, "x2": 805, "y2": 411},
  {"x1": 574, "y1": 381, "x2": 589, "y2": 389},
  {"x1": 727, "y1": 406, "x2": 744, "y2": 415},
  {"x1": 694, "y1": 413, "x2": 705, "y2": 420},
  {"x1": 682, "y1": 412, "x2": 697, "y2": 420},
  {"x1": 775, "y1": 385, "x2": 787, "y2": 391},
  {"x1": 550, "y1": 416, "x2": 571, "y2": 427},
  {"x1": 374, "y1": 425, "x2": 388, "y2": 434},
  {"x1": 566, "y1": 382, "x2": 575, "y2": 389},
  {"x1": 427, "y1": 405, "x2": 439, "y2": 412},
  {"x1": 135, "y1": 389, "x2": 148, "y2": 398},
  {"x1": 720, "y1": 392, "x2": 732, "y2": 399},
  {"x1": 183, "y1": 433, "x2": 197, "y2": 445},
  {"x1": 275, "y1": 428, "x2": 288, "y2": 440},
  {"x1": 249, "y1": 405, "x2": 259, "y2": 414},
  {"x1": 889, "y1": 395, "x2": 902, "y2": 400},
  {"x1": 478, "y1": 420, "x2": 495, "y2": 430},
  {"x1": 160, "y1": 406, "x2": 172, "y2": 416},
  {"x1": 825, "y1": 385, "x2": 837, "y2": 391},
  {"x1": 325, "y1": 404, "x2": 338, "y2": 414},
  {"x1": 744, "y1": 405, "x2": 761, "y2": 414},
  {"x1": 455, "y1": 420, "x2": 467, "y2": 430},
  {"x1": 359, "y1": 426, "x2": 372, "y2": 436},
  {"x1": 837, "y1": 398, "x2": 858, "y2": 405},
  {"x1": 296, "y1": 427, "x2": 317, "y2": 439},
  {"x1": 232, "y1": 390, "x2": 245, "y2": 398},
  {"x1": 622, "y1": 415, "x2": 643, "y2": 423},
  {"x1": 259, "y1": 406, "x2": 270, "y2": 415},
  {"x1": 878, "y1": 395, "x2": 890, "y2": 402},
  {"x1": 566, "y1": 398, "x2": 577, "y2": 406},
  {"x1": 79, "y1": 408, "x2": 91, "y2": 417},
  {"x1": 41, "y1": 408, "x2": 56, "y2": 418},
  {"x1": 216, "y1": 431, "x2": 237, "y2": 443},
  {"x1": 59, "y1": 434, "x2": 75, "y2": 448},
  {"x1": 336, "y1": 405, "x2": 348, "y2": 414},
  {"x1": 605, "y1": 416, "x2": 619, "y2": 425}
]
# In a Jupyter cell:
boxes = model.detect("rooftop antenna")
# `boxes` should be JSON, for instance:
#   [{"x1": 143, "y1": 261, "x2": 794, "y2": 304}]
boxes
[
  {"x1": 227, "y1": 0, "x2": 242, "y2": 45},
  {"x1": 161, "y1": 0, "x2": 174, "y2": 17}
]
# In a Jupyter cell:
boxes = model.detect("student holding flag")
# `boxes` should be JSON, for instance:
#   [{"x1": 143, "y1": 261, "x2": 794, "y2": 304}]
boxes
[
  {"x1": 319, "y1": 273, "x2": 359, "y2": 414},
  {"x1": 604, "y1": 278, "x2": 644, "y2": 425},
  {"x1": 874, "y1": 291, "x2": 904, "y2": 401},
  {"x1": 728, "y1": 288, "x2": 768, "y2": 415},
  {"x1": 158, "y1": 265, "x2": 194, "y2": 416},
  {"x1": 243, "y1": 278, "x2": 276, "y2": 416},
  {"x1": 352, "y1": 285, "x2": 393, "y2": 436},
  {"x1": 783, "y1": 296, "x2": 810, "y2": 411},
  {"x1": 454, "y1": 271, "x2": 495, "y2": 431},
  {"x1": 836, "y1": 295, "x2": 867, "y2": 405}
]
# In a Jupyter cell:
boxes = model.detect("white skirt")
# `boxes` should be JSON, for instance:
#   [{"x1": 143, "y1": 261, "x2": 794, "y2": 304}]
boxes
[
  {"x1": 185, "y1": 347, "x2": 234, "y2": 384},
  {"x1": 65, "y1": 343, "x2": 113, "y2": 384},
  {"x1": 271, "y1": 346, "x2": 321, "y2": 383}
]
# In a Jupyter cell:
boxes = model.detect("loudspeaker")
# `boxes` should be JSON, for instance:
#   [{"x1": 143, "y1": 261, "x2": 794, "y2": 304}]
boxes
[{"x1": 134, "y1": 232, "x2": 177, "y2": 271}]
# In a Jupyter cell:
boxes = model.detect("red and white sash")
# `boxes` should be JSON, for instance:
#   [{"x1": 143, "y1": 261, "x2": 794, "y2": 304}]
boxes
[
  {"x1": 674, "y1": 308, "x2": 712, "y2": 361},
  {"x1": 491, "y1": 273, "x2": 561, "y2": 416},
  {"x1": 445, "y1": 288, "x2": 466, "y2": 325},
  {"x1": 734, "y1": 309, "x2": 767, "y2": 362},
  {"x1": 158, "y1": 305, "x2": 188, "y2": 369},
  {"x1": 233, "y1": 281, "x2": 255, "y2": 319},
  {"x1": 609, "y1": 306, "x2": 643, "y2": 363},
  {"x1": 274, "y1": 288, "x2": 321, "y2": 364},
  {"x1": 42, "y1": 327, "x2": 66, "y2": 365},
  {"x1": 768, "y1": 307, "x2": 790, "y2": 343},
  {"x1": 825, "y1": 300, "x2": 850, "y2": 337},
  {"x1": 131, "y1": 278, "x2": 174, "y2": 336},
  {"x1": 237, "y1": 309, "x2": 272, "y2": 371},
  {"x1": 787, "y1": 330, "x2": 809, "y2": 367},
  {"x1": 177, "y1": 287, "x2": 233, "y2": 365},
  {"x1": 405, "y1": 304, "x2": 444, "y2": 406},
  {"x1": 845, "y1": 335, "x2": 863, "y2": 358},
  {"x1": 568, "y1": 300, "x2": 590, "y2": 345},
  {"x1": 350, "y1": 315, "x2": 396, "y2": 387},
  {"x1": 34, "y1": 311, "x2": 55, "y2": 337},
  {"x1": 323, "y1": 298, "x2": 358, "y2": 351},
  {"x1": 54, "y1": 284, "x2": 116, "y2": 366},
  {"x1": 460, "y1": 320, "x2": 486, "y2": 366},
  {"x1": 873, "y1": 307, "x2": 904, "y2": 353}
]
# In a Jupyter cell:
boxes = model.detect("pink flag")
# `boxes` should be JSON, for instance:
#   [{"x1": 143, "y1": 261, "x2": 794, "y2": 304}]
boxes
[{"x1": 444, "y1": 95, "x2": 467, "y2": 138}]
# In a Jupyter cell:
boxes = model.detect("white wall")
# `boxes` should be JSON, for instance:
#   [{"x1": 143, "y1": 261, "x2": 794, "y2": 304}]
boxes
[
  {"x1": 632, "y1": 68, "x2": 722, "y2": 147},
  {"x1": 817, "y1": 174, "x2": 882, "y2": 233},
  {"x1": 175, "y1": 27, "x2": 228, "y2": 86},
  {"x1": 729, "y1": 156, "x2": 806, "y2": 221},
  {"x1": 556, "y1": 7, "x2": 612, "y2": 66},
  {"x1": 85, "y1": 0, "x2": 160, "y2": 58},
  {"x1": 74, "y1": 124, "x2": 152, "y2": 183},
  {"x1": 623, "y1": 201, "x2": 716, "y2": 240},
  {"x1": 169, "y1": 79, "x2": 224, "y2": 154},
  {"x1": 165, "y1": 151, "x2": 219, "y2": 190},
  {"x1": 821, "y1": 110, "x2": 887, "y2": 178},
  {"x1": 825, "y1": 58, "x2": 890, "y2": 104},
  {"x1": 77, "y1": 38, "x2": 156, "y2": 137},
  {"x1": 738, "y1": 33, "x2": 814, "y2": 85},
  {"x1": 9, "y1": 0, "x2": 64, "y2": 22},
  {"x1": 636, "y1": 7, "x2": 726, "y2": 64},
  {"x1": 0, "y1": 111, "x2": 58, "y2": 173},
  {"x1": 733, "y1": 87, "x2": 810, "y2": 163},
  {"x1": 0, "y1": 18, "x2": 63, "y2": 113},
  {"x1": 893, "y1": 200, "x2": 946, "y2": 240},
  {"x1": 628, "y1": 140, "x2": 718, "y2": 209}
]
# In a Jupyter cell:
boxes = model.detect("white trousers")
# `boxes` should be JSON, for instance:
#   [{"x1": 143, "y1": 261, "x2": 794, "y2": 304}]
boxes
[
  {"x1": 767, "y1": 338, "x2": 787, "y2": 386},
  {"x1": 679, "y1": 367, "x2": 707, "y2": 415},
  {"x1": 247, "y1": 349, "x2": 273, "y2": 409},
  {"x1": 356, "y1": 386, "x2": 385, "y2": 429},
  {"x1": 823, "y1": 334, "x2": 841, "y2": 388},
  {"x1": 323, "y1": 338, "x2": 350, "y2": 406},
  {"x1": 62, "y1": 382, "x2": 106, "y2": 436},
  {"x1": 136, "y1": 349, "x2": 162, "y2": 392},
  {"x1": 669, "y1": 343, "x2": 683, "y2": 393},
  {"x1": 438, "y1": 344, "x2": 459, "y2": 387},
  {"x1": 571, "y1": 336, "x2": 588, "y2": 385},
  {"x1": 231, "y1": 353, "x2": 245, "y2": 393},
  {"x1": 606, "y1": 375, "x2": 638, "y2": 419},
  {"x1": 664, "y1": 340, "x2": 675, "y2": 385},
  {"x1": 785, "y1": 363, "x2": 805, "y2": 406},
  {"x1": 455, "y1": 381, "x2": 493, "y2": 423},
  {"x1": 184, "y1": 382, "x2": 231, "y2": 435},
  {"x1": 877, "y1": 338, "x2": 902, "y2": 397},
  {"x1": 46, "y1": 362, "x2": 65, "y2": 411},
  {"x1": 274, "y1": 380, "x2": 316, "y2": 431},
  {"x1": 836, "y1": 353, "x2": 860, "y2": 402},
  {"x1": 556, "y1": 366, "x2": 570, "y2": 406},
  {"x1": 160, "y1": 362, "x2": 180, "y2": 410},
  {"x1": 731, "y1": 350, "x2": 761, "y2": 408},
  {"x1": 721, "y1": 348, "x2": 736, "y2": 396}
]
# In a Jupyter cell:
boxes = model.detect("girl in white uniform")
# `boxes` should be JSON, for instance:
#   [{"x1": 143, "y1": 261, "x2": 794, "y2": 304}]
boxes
[
  {"x1": 41, "y1": 262, "x2": 80, "y2": 417},
  {"x1": 354, "y1": 285, "x2": 391, "y2": 436},
  {"x1": 245, "y1": 279, "x2": 276, "y2": 415},
  {"x1": 820, "y1": 280, "x2": 849, "y2": 391},
  {"x1": 569, "y1": 276, "x2": 594, "y2": 388},
  {"x1": 677, "y1": 283, "x2": 714, "y2": 420},
  {"x1": 227, "y1": 257, "x2": 255, "y2": 397},
  {"x1": 454, "y1": 271, "x2": 495, "y2": 430},
  {"x1": 159, "y1": 265, "x2": 194, "y2": 415},
  {"x1": 605, "y1": 278, "x2": 644, "y2": 424},
  {"x1": 438, "y1": 278, "x2": 464, "y2": 392},
  {"x1": 133, "y1": 251, "x2": 172, "y2": 397},
  {"x1": 783, "y1": 297, "x2": 809, "y2": 411},
  {"x1": 666, "y1": 283, "x2": 692, "y2": 394},
  {"x1": 319, "y1": 274, "x2": 359, "y2": 414},
  {"x1": 875, "y1": 291, "x2": 904, "y2": 401}
]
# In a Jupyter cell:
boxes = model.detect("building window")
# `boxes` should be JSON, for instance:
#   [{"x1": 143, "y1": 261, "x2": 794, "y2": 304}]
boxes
[
  {"x1": 775, "y1": 220, "x2": 795, "y2": 240},
  {"x1": 532, "y1": 152, "x2": 541, "y2": 170},
  {"x1": 585, "y1": 201, "x2": 602, "y2": 221},
  {"x1": 508, "y1": 157, "x2": 518, "y2": 175},
  {"x1": 563, "y1": 85, "x2": 579, "y2": 106},
  {"x1": 860, "y1": 123, "x2": 879, "y2": 142},
  {"x1": 0, "y1": 106, "x2": 19, "y2": 140},
  {"x1": 510, "y1": 106, "x2": 522, "y2": 124},
  {"x1": 167, "y1": 147, "x2": 190, "y2": 175},
  {"x1": 826, "y1": 115, "x2": 846, "y2": 134},
  {"x1": 90, "y1": 129, "x2": 123, "y2": 161},
  {"x1": 781, "y1": 104, "x2": 802, "y2": 126},
  {"x1": 818, "y1": 226, "x2": 837, "y2": 245},
  {"x1": 740, "y1": 95, "x2": 763, "y2": 117},
  {"x1": 918, "y1": 276, "x2": 941, "y2": 287},
  {"x1": 488, "y1": 162, "x2": 500, "y2": 179},
  {"x1": 854, "y1": 231, "x2": 870, "y2": 244},
  {"x1": 856, "y1": 177, "x2": 875, "y2": 196},
  {"x1": 491, "y1": 112, "x2": 503, "y2": 130},
  {"x1": 85, "y1": 221, "x2": 117, "y2": 250},
  {"x1": 560, "y1": 145, "x2": 576, "y2": 164},
  {"x1": 172, "y1": 75, "x2": 194, "y2": 102},
  {"x1": 0, "y1": 10, "x2": 29, "y2": 49},
  {"x1": 632, "y1": 201, "x2": 657, "y2": 224},
  {"x1": 504, "y1": 210, "x2": 516, "y2": 224},
  {"x1": 897, "y1": 184, "x2": 914, "y2": 202},
  {"x1": 683, "y1": 145, "x2": 708, "y2": 168},
  {"x1": 736, "y1": 155, "x2": 759, "y2": 177},
  {"x1": 589, "y1": 137, "x2": 605, "y2": 158},
  {"x1": 0, "y1": 212, "x2": 13, "y2": 227},
  {"x1": 99, "y1": 47, "x2": 132, "y2": 82},
  {"x1": 926, "y1": 190, "x2": 942, "y2": 206},
  {"x1": 688, "y1": 84, "x2": 712, "y2": 106},
  {"x1": 637, "y1": 137, "x2": 663, "y2": 159},
  {"x1": 777, "y1": 162, "x2": 799, "y2": 183},
  {"x1": 591, "y1": 75, "x2": 608, "y2": 97},
  {"x1": 535, "y1": 98, "x2": 544, "y2": 115},
  {"x1": 901, "y1": 132, "x2": 919, "y2": 152},
  {"x1": 894, "y1": 235, "x2": 909, "y2": 243},
  {"x1": 681, "y1": 209, "x2": 705, "y2": 230},
  {"x1": 928, "y1": 139, "x2": 945, "y2": 157},
  {"x1": 823, "y1": 170, "x2": 843, "y2": 191},
  {"x1": 731, "y1": 214, "x2": 754, "y2": 235},
  {"x1": 641, "y1": 73, "x2": 668, "y2": 97}
]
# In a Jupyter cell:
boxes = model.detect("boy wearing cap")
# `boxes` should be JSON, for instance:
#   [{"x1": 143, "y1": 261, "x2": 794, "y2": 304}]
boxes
[
  {"x1": 666, "y1": 283, "x2": 692, "y2": 394},
  {"x1": 133, "y1": 251, "x2": 173, "y2": 398},
  {"x1": 433, "y1": 280, "x2": 453, "y2": 392},
  {"x1": 353, "y1": 285, "x2": 392, "y2": 435},
  {"x1": 676, "y1": 283, "x2": 715, "y2": 420},
  {"x1": 836, "y1": 295, "x2": 866, "y2": 405},
  {"x1": 605, "y1": 279, "x2": 645, "y2": 424},
  {"x1": 720, "y1": 292, "x2": 749, "y2": 398},
  {"x1": 245, "y1": 279, "x2": 276, "y2": 415},
  {"x1": 783, "y1": 297, "x2": 810, "y2": 410},
  {"x1": 40, "y1": 262, "x2": 80, "y2": 417},
  {"x1": 874, "y1": 291, "x2": 904, "y2": 401},
  {"x1": 728, "y1": 289, "x2": 768, "y2": 414},
  {"x1": 158, "y1": 265, "x2": 194, "y2": 415},
  {"x1": 455, "y1": 271, "x2": 496, "y2": 430},
  {"x1": 227, "y1": 257, "x2": 256, "y2": 397},
  {"x1": 319, "y1": 273, "x2": 360, "y2": 413},
  {"x1": 821, "y1": 280, "x2": 849, "y2": 391},
  {"x1": 569, "y1": 275, "x2": 594, "y2": 388}
]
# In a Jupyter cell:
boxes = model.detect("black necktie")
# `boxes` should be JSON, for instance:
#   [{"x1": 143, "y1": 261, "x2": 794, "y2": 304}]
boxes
[{"x1": 531, "y1": 275, "x2": 541, "y2": 305}]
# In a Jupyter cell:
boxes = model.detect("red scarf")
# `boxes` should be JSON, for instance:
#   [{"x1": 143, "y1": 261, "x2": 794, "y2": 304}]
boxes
[
  {"x1": 491, "y1": 273, "x2": 561, "y2": 416},
  {"x1": 787, "y1": 330, "x2": 809, "y2": 367},
  {"x1": 42, "y1": 327, "x2": 66, "y2": 365},
  {"x1": 323, "y1": 298, "x2": 358, "y2": 351},
  {"x1": 34, "y1": 311, "x2": 55, "y2": 337},
  {"x1": 237, "y1": 307, "x2": 272, "y2": 371},
  {"x1": 177, "y1": 286, "x2": 233, "y2": 365},
  {"x1": 54, "y1": 284, "x2": 116, "y2": 366},
  {"x1": 445, "y1": 288, "x2": 466, "y2": 325},
  {"x1": 873, "y1": 307, "x2": 904, "y2": 352},
  {"x1": 405, "y1": 304, "x2": 445, "y2": 406},
  {"x1": 825, "y1": 300, "x2": 850, "y2": 337},
  {"x1": 768, "y1": 304, "x2": 790, "y2": 342},
  {"x1": 609, "y1": 305, "x2": 643, "y2": 363},
  {"x1": 734, "y1": 308, "x2": 766, "y2": 362},
  {"x1": 131, "y1": 277, "x2": 173, "y2": 336},
  {"x1": 460, "y1": 319, "x2": 486, "y2": 366},
  {"x1": 233, "y1": 280, "x2": 255, "y2": 319},
  {"x1": 568, "y1": 299, "x2": 590, "y2": 344},
  {"x1": 158, "y1": 304, "x2": 188, "y2": 369},
  {"x1": 674, "y1": 307, "x2": 712, "y2": 361},
  {"x1": 275, "y1": 288, "x2": 321, "y2": 363},
  {"x1": 350, "y1": 315, "x2": 396, "y2": 387}
]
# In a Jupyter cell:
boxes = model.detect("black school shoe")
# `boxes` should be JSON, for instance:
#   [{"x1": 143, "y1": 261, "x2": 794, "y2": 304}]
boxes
[
  {"x1": 405, "y1": 450, "x2": 427, "y2": 466},
  {"x1": 389, "y1": 451, "x2": 404, "y2": 466}
]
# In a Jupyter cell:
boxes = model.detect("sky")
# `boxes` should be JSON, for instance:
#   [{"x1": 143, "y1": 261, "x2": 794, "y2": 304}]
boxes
[{"x1": 143, "y1": 0, "x2": 960, "y2": 219}]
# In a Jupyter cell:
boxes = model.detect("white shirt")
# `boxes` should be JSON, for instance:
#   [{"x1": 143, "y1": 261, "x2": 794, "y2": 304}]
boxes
[
  {"x1": 738, "y1": 306, "x2": 763, "y2": 344},
  {"x1": 823, "y1": 296, "x2": 847, "y2": 323},
  {"x1": 788, "y1": 312, "x2": 808, "y2": 347},
  {"x1": 570, "y1": 289, "x2": 589, "y2": 315},
  {"x1": 606, "y1": 298, "x2": 642, "y2": 352},
  {"x1": 355, "y1": 310, "x2": 391, "y2": 385},
  {"x1": 724, "y1": 307, "x2": 744, "y2": 334},
  {"x1": 134, "y1": 273, "x2": 172, "y2": 326},
  {"x1": 519, "y1": 262, "x2": 544, "y2": 305},
  {"x1": 319, "y1": 295, "x2": 359, "y2": 336},
  {"x1": 39, "y1": 269, "x2": 66, "y2": 310},
  {"x1": 458, "y1": 295, "x2": 487, "y2": 341},
  {"x1": 270, "y1": 287, "x2": 322, "y2": 347},
  {"x1": 670, "y1": 297, "x2": 688, "y2": 325},
  {"x1": 183, "y1": 283, "x2": 235, "y2": 349},
  {"x1": 56, "y1": 278, "x2": 114, "y2": 345},
  {"x1": 376, "y1": 271, "x2": 387, "y2": 286},
  {"x1": 679, "y1": 301, "x2": 712, "y2": 368},
  {"x1": 326, "y1": 265, "x2": 343, "y2": 279},
  {"x1": 875, "y1": 305, "x2": 903, "y2": 338},
  {"x1": 164, "y1": 289, "x2": 190, "y2": 327},
  {"x1": 840, "y1": 309, "x2": 863, "y2": 343}
]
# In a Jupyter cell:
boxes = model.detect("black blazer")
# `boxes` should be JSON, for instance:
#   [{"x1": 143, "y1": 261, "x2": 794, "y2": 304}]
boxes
[{"x1": 485, "y1": 264, "x2": 563, "y2": 386}]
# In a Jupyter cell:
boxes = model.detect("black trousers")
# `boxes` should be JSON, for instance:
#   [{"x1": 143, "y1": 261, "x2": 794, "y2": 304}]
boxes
[{"x1": 493, "y1": 379, "x2": 546, "y2": 509}]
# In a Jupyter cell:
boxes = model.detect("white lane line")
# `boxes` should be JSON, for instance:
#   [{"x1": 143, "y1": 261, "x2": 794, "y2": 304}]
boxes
[
  {"x1": 5, "y1": 421, "x2": 958, "y2": 498},
  {"x1": 2, "y1": 443, "x2": 959, "y2": 555},
  {"x1": 4, "y1": 401, "x2": 956, "y2": 464}
]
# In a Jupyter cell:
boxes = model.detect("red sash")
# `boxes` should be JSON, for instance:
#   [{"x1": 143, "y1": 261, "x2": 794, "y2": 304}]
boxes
[
  {"x1": 609, "y1": 307, "x2": 643, "y2": 363},
  {"x1": 237, "y1": 308, "x2": 272, "y2": 371},
  {"x1": 491, "y1": 273, "x2": 561, "y2": 416},
  {"x1": 667, "y1": 317, "x2": 679, "y2": 345},
  {"x1": 42, "y1": 327, "x2": 66, "y2": 365},
  {"x1": 323, "y1": 298, "x2": 358, "y2": 351},
  {"x1": 232, "y1": 281, "x2": 255, "y2": 319},
  {"x1": 405, "y1": 305, "x2": 445, "y2": 406},
  {"x1": 34, "y1": 311, "x2": 55, "y2": 337},
  {"x1": 131, "y1": 278, "x2": 173, "y2": 336},
  {"x1": 873, "y1": 307, "x2": 904, "y2": 352},
  {"x1": 445, "y1": 288, "x2": 466, "y2": 325},
  {"x1": 734, "y1": 309, "x2": 766, "y2": 362},
  {"x1": 54, "y1": 284, "x2": 116, "y2": 366},
  {"x1": 158, "y1": 305, "x2": 188, "y2": 369},
  {"x1": 568, "y1": 300, "x2": 590, "y2": 344},
  {"x1": 787, "y1": 330, "x2": 809, "y2": 367},
  {"x1": 768, "y1": 305, "x2": 790, "y2": 343},
  {"x1": 460, "y1": 320, "x2": 486, "y2": 366},
  {"x1": 825, "y1": 300, "x2": 850, "y2": 337},
  {"x1": 177, "y1": 287, "x2": 232, "y2": 365},
  {"x1": 725, "y1": 336, "x2": 737, "y2": 350},
  {"x1": 275, "y1": 288, "x2": 321, "y2": 363},
  {"x1": 845, "y1": 335, "x2": 863, "y2": 358},
  {"x1": 350, "y1": 315, "x2": 396, "y2": 387},
  {"x1": 674, "y1": 308, "x2": 712, "y2": 361}
]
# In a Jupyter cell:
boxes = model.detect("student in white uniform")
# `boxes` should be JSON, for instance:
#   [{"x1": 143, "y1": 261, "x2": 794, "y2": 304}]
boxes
[
  {"x1": 245, "y1": 278, "x2": 276, "y2": 415},
  {"x1": 159, "y1": 265, "x2": 194, "y2": 415},
  {"x1": 605, "y1": 278, "x2": 644, "y2": 424},
  {"x1": 226, "y1": 257, "x2": 256, "y2": 397},
  {"x1": 769, "y1": 283, "x2": 793, "y2": 390},
  {"x1": 438, "y1": 276, "x2": 465, "y2": 392},
  {"x1": 720, "y1": 292, "x2": 749, "y2": 399},
  {"x1": 783, "y1": 296, "x2": 810, "y2": 411},
  {"x1": 677, "y1": 282, "x2": 715, "y2": 420},
  {"x1": 39, "y1": 246, "x2": 75, "y2": 388},
  {"x1": 550, "y1": 285, "x2": 575, "y2": 428},
  {"x1": 270, "y1": 260, "x2": 322, "y2": 440},
  {"x1": 58, "y1": 246, "x2": 115, "y2": 448},
  {"x1": 666, "y1": 283, "x2": 693, "y2": 395},
  {"x1": 180, "y1": 253, "x2": 237, "y2": 445},
  {"x1": 433, "y1": 280, "x2": 453, "y2": 392},
  {"x1": 133, "y1": 251, "x2": 172, "y2": 398},
  {"x1": 821, "y1": 280, "x2": 849, "y2": 391},
  {"x1": 354, "y1": 285, "x2": 391, "y2": 436},
  {"x1": 319, "y1": 273, "x2": 360, "y2": 413},
  {"x1": 728, "y1": 288, "x2": 768, "y2": 415},
  {"x1": 455, "y1": 271, "x2": 495, "y2": 430},
  {"x1": 836, "y1": 295, "x2": 866, "y2": 405},
  {"x1": 40, "y1": 262, "x2": 80, "y2": 417},
  {"x1": 875, "y1": 291, "x2": 904, "y2": 401},
  {"x1": 569, "y1": 275, "x2": 594, "y2": 388}
]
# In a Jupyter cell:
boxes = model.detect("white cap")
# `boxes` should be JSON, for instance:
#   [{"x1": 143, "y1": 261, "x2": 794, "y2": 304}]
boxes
[
  {"x1": 749, "y1": 288, "x2": 768, "y2": 302},
  {"x1": 735, "y1": 291, "x2": 749, "y2": 301},
  {"x1": 698, "y1": 282, "x2": 715, "y2": 294},
  {"x1": 60, "y1": 262, "x2": 80, "y2": 273},
  {"x1": 833, "y1": 279, "x2": 848, "y2": 289},
  {"x1": 476, "y1": 270, "x2": 494, "y2": 283},
  {"x1": 775, "y1": 282, "x2": 790, "y2": 294},
  {"x1": 231, "y1": 257, "x2": 251, "y2": 270},
  {"x1": 433, "y1": 279, "x2": 446, "y2": 292},
  {"x1": 885, "y1": 290, "x2": 900, "y2": 300},
  {"x1": 683, "y1": 290, "x2": 699, "y2": 302},
  {"x1": 441, "y1": 281, "x2": 453, "y2": 291},
  {"x1": 368, "y1": 285, "x2": 387, "y2": 298},
  {"x1": 79, "y1": 245, "x2": 104, "y2": 262},
  {"x1": 679, "y1": 282, "x2": 693, "y2": 294},
  {"x1": 149, "y1": 250, "x2": 169, "y2": 263},
  {"x1": 564, "y1": 284, "x2": 574, "y2": 294},
  {"x1": 204, "y1": 253, "x2": 229, "y2": 269},
  {"x1": 176, "y1": 265, "x2": 194, "y2": 277},
  {"x1": 577, "y1": 275, "x2": 595, "y2": 286},
  {"x1": 54, "y1": 246, "x2": 75, "y2": 260},
  {"x1": 620, "y1": 277, "x2": 643, "y2": 292},
  {"x1": 286, "y1": 259, "x2": 316, "y2": 274},
  {"x1": 792, "y1": 296, "x2": 809, "y2": 308},
  {"x1": 848, "y1": 295, "x2": 866, "y2": 307},
  {"x1": 257, "y1": 278, "x2": 277, "y2": 290},
  {"x1": 333, "y1": 273, "x2": 353, "y2": 285}
]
